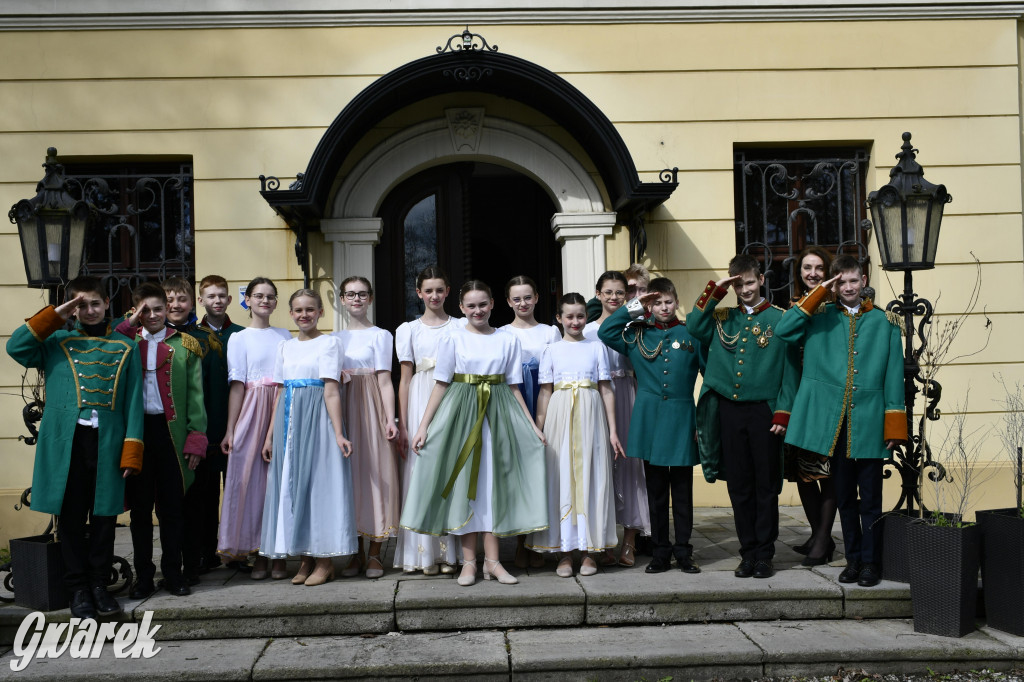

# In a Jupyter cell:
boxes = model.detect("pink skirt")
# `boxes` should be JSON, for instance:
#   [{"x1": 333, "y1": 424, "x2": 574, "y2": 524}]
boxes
[
  {"x1": 611, "y1": 374, "x2": 651, "y2": 534},
  {"x1": 344, "y1": 373, "x2": 401, "y2": 539},
  {"x1": 218, "y1": 383, "x2": 277, "y2": 559}
]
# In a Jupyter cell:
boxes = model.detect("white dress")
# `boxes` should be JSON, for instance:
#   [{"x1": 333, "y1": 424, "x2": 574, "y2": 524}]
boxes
[
  {"x1": 527, "y1": 339, "x2": 618, "y2": 553},
  {"x1": 218, "y1": 326, "x2": 292, "y2": 559},
  {"x1": 392, "y1": 316, "x2": 466, "y2": 570},
  {"x1": 398, "y1": 327, "x2": 548, "y2": 537},
  {"x1": 499, "y1": 323, "x2": 562, "y2": 418},
  {"x1": 584, "y1": 320, "x2": 651, "y2": 535},
  {"x1": 333, "y1": 327, "x2": 400, "y2": 540},
  {"x1": 260, "y1": 334, "x2": 357, "y2": 558}
]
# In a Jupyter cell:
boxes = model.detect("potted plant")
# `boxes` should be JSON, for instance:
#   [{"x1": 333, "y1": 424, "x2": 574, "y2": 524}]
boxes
[
  {"x1": 907, "y1": 395, "x2": 995, "y2": 638},
  {"x1": 976, "y1": 376, "x2": 1024, "y2": 636}
]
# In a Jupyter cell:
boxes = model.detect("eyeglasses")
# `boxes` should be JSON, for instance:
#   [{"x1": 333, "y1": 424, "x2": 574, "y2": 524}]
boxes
[
  {"x1": 600, "y1": 289, "x2": 625, "y2": 298},
  {"x1": 510, "y1": 296, "x2": 534, "y2": 305},
  {"x1": 249, "y1": 294, "x2": 277, "y2": 302},
  {"x1": 343, "y1": 291, "x2": 370, "y2": 300}
]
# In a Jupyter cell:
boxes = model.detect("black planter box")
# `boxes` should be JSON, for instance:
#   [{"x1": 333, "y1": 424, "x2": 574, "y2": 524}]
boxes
[
  {"x1": 907, "y1": 521, "x2": 980, "y2": 638},
  {"x1": 9, "y1": 534, "x2": 67, "y2": 612},
  {"x1": 978, "y1": 508, "x2": 1024, "y2": 636},
  {"x1": 881, "y1": 510, "x2": 917, "y2": 583}
]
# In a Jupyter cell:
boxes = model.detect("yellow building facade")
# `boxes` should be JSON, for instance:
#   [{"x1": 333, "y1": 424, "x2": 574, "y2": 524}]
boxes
[{"x1": 0, "y1": 2, "x2": 1021, "y2": 543}]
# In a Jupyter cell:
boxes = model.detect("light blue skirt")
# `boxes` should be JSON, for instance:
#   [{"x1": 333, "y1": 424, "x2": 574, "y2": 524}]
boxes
[{"x1": 260, "y1": 380, "x2": 358, "y2": 558}]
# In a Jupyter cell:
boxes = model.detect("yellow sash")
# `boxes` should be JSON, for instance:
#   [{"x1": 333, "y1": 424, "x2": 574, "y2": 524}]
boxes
[
  {"x1": 554, "y1": 379, "x2": 597, "y2": 524},
  {"x1": 441, "y1": 373, "x2": 505, "y2": 500}
]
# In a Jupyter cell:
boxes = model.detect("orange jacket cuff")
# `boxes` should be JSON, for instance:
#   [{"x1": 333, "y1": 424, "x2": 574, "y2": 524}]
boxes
[
  {"x1": 26, "y1": 306, "x2": 64, "y2": 341},
  {"x1": 884, "y1": 411, "x2": 909, "y2": 442},
  {"x1": 120, "y1": 439, "x2": 144, "y2": 474}
]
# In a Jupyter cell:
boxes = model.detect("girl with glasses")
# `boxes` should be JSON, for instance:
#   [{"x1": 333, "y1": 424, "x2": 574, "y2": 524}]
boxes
[
  {"x1": 218, "y1": 277, "x2": 293, "y2": 579},
  {"x1": 334, "y1": 276, "x2": 401, "y2": 579},
  {"x1": 584, "y1": 270, "x2": 651, "y2": 568}
]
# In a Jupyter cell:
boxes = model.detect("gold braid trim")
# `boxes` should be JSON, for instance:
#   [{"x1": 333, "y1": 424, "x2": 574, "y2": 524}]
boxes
[
  {"x1": 885, "y1": 310, "x2": 906, "y2": 335},
  {"x1": 206, "y1": 332, "x2": 224, "y2": 357},
  {"x1": 179, "y1": 332, "x2": 203, "y2": 357},
  {"x1": 713, "y1": 307, "x2": 730, "y2": 321}
]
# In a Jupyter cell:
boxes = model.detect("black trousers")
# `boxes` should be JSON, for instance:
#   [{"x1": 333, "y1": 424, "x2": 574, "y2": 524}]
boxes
[
  {"x1": 719, "y1": 399, "x2": 781, "y2": 561},
  {"x1": 643, "y1": 462, "x2": 694, "y2": 561},
  {"x1": 182, "y1": 446, "x2": 223, "y2": 575},
  {"x1": 127, "y1": 415, "x2": 186, "y2": 585},
  {"x1": 58, "y1": 425, "x2": 116, "y2": 592},
  {"x1": 832, "y1": 421, "x2": 884, "y2": 565}
]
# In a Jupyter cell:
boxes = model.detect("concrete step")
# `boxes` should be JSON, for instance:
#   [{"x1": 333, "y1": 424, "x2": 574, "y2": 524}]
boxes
[
  {"x1": 0, "y1": 562, "x2": 913, "y2": 644},
  {"x1": 0, "y1": 619, "x2": 1021, "y2": 681}
]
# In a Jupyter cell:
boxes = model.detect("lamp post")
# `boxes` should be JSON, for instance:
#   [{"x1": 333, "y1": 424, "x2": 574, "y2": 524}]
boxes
[
  {"x1": 866, "y1": 132, "x2": 952, "y2": 516},
  {"x1": 8, "y1": 147, "x2": 91, "y2": 291}
]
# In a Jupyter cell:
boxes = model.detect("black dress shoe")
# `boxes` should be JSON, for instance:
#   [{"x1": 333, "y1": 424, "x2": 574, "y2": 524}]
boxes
[
  {"x1": 857, "y1": 563, "x2": 881, "y2": 587},
  {"x1": 129, "y1": 579, "x2": 156, "y2": 600},
  {"x1": 676, "y1": 556, "x2": 701, "y2": 574},
  {"x1": 184, "y1": 573, "x2": 201, "y2": 587},
  {"x1": 644, "y1": 558, "x2": 671, "y2": 574},
  {"x1": 752, "y1": 559, "x2": 774, "y2": 579},
  {"x1": 838, "y1": 561, "x2": 862, "y2": 584},
  {"x1": 69, "y1": 589, "x2": 97, "y2": 620},
  {"x1": 157, "y1": 578, "x2": 192, "y2": 596},
  {"x1": 197, "y1": 555, "x2": 221, "y2": 575},
  {"x1": 734, "y1": 559, "x2": 755, "y2": 578},
  {"x1": 791, "y1": 538, "x2": 814, "y2": 556},
  {"x1": 91, "y1": 586, "x2": 122, "y2": 617}
]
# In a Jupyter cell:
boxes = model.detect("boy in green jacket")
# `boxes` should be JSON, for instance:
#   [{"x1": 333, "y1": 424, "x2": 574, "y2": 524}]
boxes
[
  {"x1": 117, "y1": 281, "x2": 208, "y2": 598},
  {"x1": 6, "y1": 276, "x2": 144, "y2": 619},
  {"x1": 689, "y1": 254, "x2": 799, "y2": 579},
  {"x1": 599, "y1": 277, "x2": 705, "y2": 574},
  {"x1": 776, "y1": 255, "x2": 907, "y2": 587}
]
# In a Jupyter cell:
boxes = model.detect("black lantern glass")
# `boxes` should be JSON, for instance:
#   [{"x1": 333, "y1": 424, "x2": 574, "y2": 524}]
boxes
[
  {"x1": 867, "y1": 132, "x2": 951, "y2": 271},
  {"x1": 8, "y1": 147, "x2": 90, "y2": 288}
]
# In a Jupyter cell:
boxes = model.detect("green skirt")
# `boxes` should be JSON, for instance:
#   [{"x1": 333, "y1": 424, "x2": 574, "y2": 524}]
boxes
[{"x1": 399, "y1": 381, "x2": 548, "y2": 537}]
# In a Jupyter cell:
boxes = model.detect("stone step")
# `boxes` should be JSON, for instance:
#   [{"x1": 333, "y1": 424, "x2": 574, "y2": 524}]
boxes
[
  {"x1": 0, "y1": 619, "x2": 1021, "y2": 681},
  {"x1": 0, "y1": 563, "x2": 912, "y2": 644}
]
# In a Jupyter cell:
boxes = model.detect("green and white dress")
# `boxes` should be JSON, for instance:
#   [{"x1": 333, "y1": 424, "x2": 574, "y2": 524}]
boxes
[{"x1": 399, "y1": 327, "x2": 548, "y2": 537}]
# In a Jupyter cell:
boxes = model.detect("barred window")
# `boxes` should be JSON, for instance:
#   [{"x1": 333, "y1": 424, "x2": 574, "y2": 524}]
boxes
[
  {"x1": 733, "y1": 147, "x2": 870, "y2": 304},
  {"x1": 64, "y1": 161, "x2": 195, "y2": 317}
]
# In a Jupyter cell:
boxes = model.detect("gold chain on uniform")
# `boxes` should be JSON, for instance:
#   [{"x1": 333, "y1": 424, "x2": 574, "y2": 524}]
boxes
[
  {"x1": 715, "y1": 318, "x2": 740, "y2": 351},
  {"x1": 621, "y1": 323, "x2": 663, "y2": 361}
]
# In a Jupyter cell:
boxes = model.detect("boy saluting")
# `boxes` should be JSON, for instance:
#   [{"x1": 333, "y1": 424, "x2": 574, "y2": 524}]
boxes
[
  {"x1": 6, "y1": 277, "x2": 144, "y2": 619},
  {"x1": 776, "y1": 255, "x2": 907, "y2": 587},
  {"x1": 689, "y1": 254, "x2": 799, "y2": 579},
  {"x1": 599, "y1": 277, "x2": 705, "y2": 574}
]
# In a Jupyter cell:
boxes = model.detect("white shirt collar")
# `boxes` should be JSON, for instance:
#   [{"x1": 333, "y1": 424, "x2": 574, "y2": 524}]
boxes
[
  {"x1": 842, "y1": 302, "x2": 861, "y2": 315},
  {"x1": 141, "y1": 327, "x2": 168, "y2": 343},
  {"x1": 743, "y1": 298, "x2": 765, "y2": 315}
]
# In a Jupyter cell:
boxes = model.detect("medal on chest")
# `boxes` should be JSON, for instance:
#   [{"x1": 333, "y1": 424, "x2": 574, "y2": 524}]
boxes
[{"x1": 757, "y1": 325, "x2": 773, "y2": 348}]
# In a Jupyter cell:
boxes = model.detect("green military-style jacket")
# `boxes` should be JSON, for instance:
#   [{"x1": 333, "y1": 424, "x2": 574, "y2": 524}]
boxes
[
  {"x1": 6, "y1": 307, "x2": 145, "y2": 516},
  {"x1": 116, "y1": 320, "x2": 208, "y2": 491},
  {"x1": 776, "y1": 285, "x2": 908, "y2": 460},
  {"x1": 687, "y1": 280, "x2": 800, "y2": 483},
  {"x1": 194, "y1": 315, "x2": 242, "y2": 448},
  {"x1": 598, "y1": 303, "x2": 705, "y2": 467}
]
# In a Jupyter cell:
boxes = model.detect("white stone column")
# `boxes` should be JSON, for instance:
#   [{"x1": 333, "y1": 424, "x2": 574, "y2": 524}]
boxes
[
  {"x1": 550, "y1": 212, "x2": 618, "y2": 298},
  {"x1": 321, "y1": 217, "x2": 382, "y2": 330}
]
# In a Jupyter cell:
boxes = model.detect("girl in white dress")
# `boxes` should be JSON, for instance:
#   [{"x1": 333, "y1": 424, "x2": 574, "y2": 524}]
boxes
[
  {"x1": 500, "y1": 275, "x2": 561, "y2": 568},
  {"x1": 334, "y1": 276, "x2": 400, "y2": 580},
  {"x1": 219, "y1": 277, "x2": 293, "y2": 579},
  {"x1": 393, "y1": 266, "x2": 465, "y2": 575},
  {"x1": 527, "y1": 293, "x2": 624, "y2": 577},
  {"x1": 401, "y1": 280, "x2": 548, "y2": 587},
  {"x1": 584, "y1": 270, "x2": 651, "y2": 567},
  {"x1": 260, "y1": 289, "x2": 356, "y2": 586}
]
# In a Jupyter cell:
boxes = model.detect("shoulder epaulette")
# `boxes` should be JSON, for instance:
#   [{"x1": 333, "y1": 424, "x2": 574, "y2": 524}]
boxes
[
  {"x1": 813, "y1": 301, "x2": 829, "y2": 315},
  {"x1": 206, "y1": 332, "x2": 224, "y2": 357},
  {"x1": 713, "y1": 307, "x2": 730, "y2": 321},
  {"x1": 770, "y1": 303, "x2": 786, "y2": 313},
  {"x1": 885, "y1": 310, "x2": 906, "y2": 335},
  {"x1": 178, "y1": 332, "x2": 204, "y2": 358}
]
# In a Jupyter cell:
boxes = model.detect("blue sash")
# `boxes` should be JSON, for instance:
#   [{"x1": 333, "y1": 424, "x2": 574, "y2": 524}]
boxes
[{"x1": 517, "y1": 358, "x2": 541, "y2": 419}]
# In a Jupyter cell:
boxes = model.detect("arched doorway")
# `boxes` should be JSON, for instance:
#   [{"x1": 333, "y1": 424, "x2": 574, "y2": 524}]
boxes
[{"x1": 375, "y1": 161, "x2": 560, "y2": 333}]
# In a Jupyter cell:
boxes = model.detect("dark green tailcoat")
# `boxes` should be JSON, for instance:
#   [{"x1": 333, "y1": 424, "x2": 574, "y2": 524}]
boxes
[
  {"x1": 776, "y1": 285, "x2": 908, "y2": 460},
  {"x1": 598, "y1": 305, "x2": 705, "y2": 467},
  {"x1": 6, "y1": 307, "x2": 145, "y2": 516},
  {"x1": 687, "y1": 281, "x2": 800, "y2": 482}
]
